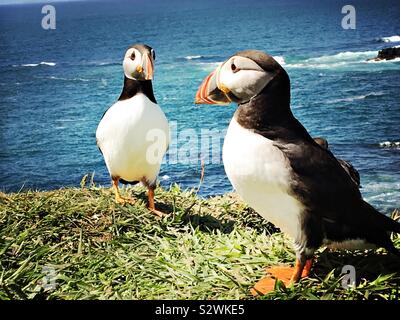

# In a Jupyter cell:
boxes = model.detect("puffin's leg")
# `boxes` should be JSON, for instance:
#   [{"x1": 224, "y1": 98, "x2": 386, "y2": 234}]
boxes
[
  {"x1": 289, "y1": 258, "x2": 306, "y2": 283},
  {"x1": 112, "y1": 177, "x2": 124, "y2": 204},
  {"x1": 112, "y1": 177, "x2": 135, "y2": 205},
  {"x1": 303, "y1": 258, "x2": 313, "y2": 278},
  {"x1": 147, "y1": 184, "x2": 165, "y2": 217}
]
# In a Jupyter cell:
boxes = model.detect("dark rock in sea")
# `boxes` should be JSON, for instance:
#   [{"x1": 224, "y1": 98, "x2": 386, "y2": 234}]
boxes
[{"x1": 368, "y1": 47, "x2": 400, "y2": 61}]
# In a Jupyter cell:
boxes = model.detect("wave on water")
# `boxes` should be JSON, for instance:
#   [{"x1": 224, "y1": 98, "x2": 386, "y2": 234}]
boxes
[
  {"x1": 48, "y1": 76, "x2": 89, "y2": 82},
  {"x1": 366, "y1": 57, "x2": 400, "y2": 64},
  {"x1": 362, "y1": 180, "x2": 400, "y2": 208},
  {"x1": 286, "y1": 50, "x2": 400, "y2": 70},
  {"x1": 40, "y1": 62, "x2": 56, "y2": 66},
  {"x1": 380, "y1": 35, "x2": 400, "y2": 43},
  {"x1": 287, "y1": 50, "x2": 377, "y2": 69},
  {"x1": 13, "y1": 60, "x2": 118, "y2": 68},
  {"x1": 307, "y1": 51, "x2": 377, "y2": 62},
  {"x1": 96, "y1": 61, "x2": 119, "y2": 66},
  {"x1": 327, "y1": 91, "x2": 384, "y2": 103},
  {"x1": 185, "y1": 55, "x2": 204, "y2": 60},
  {"x1": 180, "y1": 55, "x2": 222, "y2": 63},
  {"x1": 14, "y1": 61, "x2": 56, "y2": 67},
  {"x1": 379, "y1": 141, "x2": 400, "y2": 148}
]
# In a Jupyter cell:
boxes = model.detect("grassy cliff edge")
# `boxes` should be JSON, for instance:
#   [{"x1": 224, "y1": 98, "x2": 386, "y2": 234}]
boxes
[{"x1": 0, "y1": 183, "x2": 399, "y2": 300}]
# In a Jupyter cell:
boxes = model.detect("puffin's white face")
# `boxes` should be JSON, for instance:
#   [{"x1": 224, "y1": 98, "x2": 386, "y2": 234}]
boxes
[
  {"x1": 216, "y1": 56, "x2": 271, "y2": 102},
  {"x1": 195, "y1": 51, "x2": 281, "y2": 105},
  {"x1": 123, "y1": 47, "x2": 155, "y2": 81}
]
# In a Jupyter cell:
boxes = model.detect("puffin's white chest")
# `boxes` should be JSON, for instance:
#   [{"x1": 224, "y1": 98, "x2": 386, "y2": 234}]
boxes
[
  {"x1": 96, "y1": 94, "x2": 169, "y2": 183},
  {"x1": 222, "y1": 118, "x2": 304, "y2": 240}
]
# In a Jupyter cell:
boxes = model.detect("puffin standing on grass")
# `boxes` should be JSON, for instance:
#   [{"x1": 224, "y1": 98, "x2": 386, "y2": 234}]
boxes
[
  {"x1": 195, "y1": 50, "x2": 400, "y2": 293},
  {"x1": 96, "y1": 44, "x2": 169, "y2": 217}
]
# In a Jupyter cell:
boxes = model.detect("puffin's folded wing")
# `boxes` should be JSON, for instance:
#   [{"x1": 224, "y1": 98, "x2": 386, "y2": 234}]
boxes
[{"x1": 282, "y1": 140, "x2": 362, "y2": 208}]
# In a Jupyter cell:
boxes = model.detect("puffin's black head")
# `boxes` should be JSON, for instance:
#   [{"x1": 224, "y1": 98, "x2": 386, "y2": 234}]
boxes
[
  {"x1": 122, "y1": 43, "x2": 156, "y2": 81},
  {"x1": 195, "y1": 50, "x2": 288, "y2": 105}
]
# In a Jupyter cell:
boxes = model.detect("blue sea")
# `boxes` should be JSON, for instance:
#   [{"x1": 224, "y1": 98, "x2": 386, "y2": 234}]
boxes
[{"x1": 0, "y1": 0, "x2": 399, "y2": 214}]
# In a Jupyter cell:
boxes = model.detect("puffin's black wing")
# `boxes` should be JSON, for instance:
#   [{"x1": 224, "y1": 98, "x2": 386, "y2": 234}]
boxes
[
  {"x1": 257, "y1": 118, "x2": 400, "y2": 254},
  {"x1": 313, "y1": 137, "x2": 361, "y2": 188}
]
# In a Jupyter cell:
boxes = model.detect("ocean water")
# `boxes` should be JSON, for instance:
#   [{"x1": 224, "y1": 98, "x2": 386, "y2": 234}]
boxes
[{"x1": 0, "y1": 0, "x2": 399, "y2": 214}]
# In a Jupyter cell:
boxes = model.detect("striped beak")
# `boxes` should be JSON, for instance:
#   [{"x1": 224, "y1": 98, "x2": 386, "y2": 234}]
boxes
[
  {"x1": 194, "y1": 69, "x2": 231, "y2": 105},
  {"x1": 141, "y1": 53, "x2": 154, "y2": 80}
]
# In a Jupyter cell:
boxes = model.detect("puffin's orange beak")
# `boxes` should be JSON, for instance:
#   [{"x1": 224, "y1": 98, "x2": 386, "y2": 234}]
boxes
[
  {"x1": 144, "y1": 53, "x2": 154, "y2": 80},
  {"x1": 195, "y1": 69, "x2": 231, "y2": 105}
]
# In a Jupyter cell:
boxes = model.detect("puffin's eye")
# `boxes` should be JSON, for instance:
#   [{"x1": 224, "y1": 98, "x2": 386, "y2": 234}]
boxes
[
  {"x1": 231, "y1": 63, "x2": 237, "y2": 72},
  {"x1": 130, "y1": 52, "x2": 136, "y2": 60}
]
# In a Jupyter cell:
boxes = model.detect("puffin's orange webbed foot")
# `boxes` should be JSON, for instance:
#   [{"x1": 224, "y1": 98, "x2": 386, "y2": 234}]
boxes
[
  {"x1": 251, "y1": 259, "x2": 313, "y2": 296},
  {"x1": 148, "y1": 208, "x2": 166, "y2": 218},
  {"x1": 112, "y1": 177, "x2": 136, "y2": 205},
  {"x1": 115, "y1": 194, "x2": 136, "y2": 205},
  {"x1": 251, "y1": 265, "x2": 295, "y2": 296}
]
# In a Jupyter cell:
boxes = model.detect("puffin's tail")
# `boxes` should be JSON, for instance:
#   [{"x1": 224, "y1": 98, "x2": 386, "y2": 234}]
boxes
[
  {"x1": 386, "y1": 212, "x2": 400, "y2": 234},
  {"x1": 385, "y1": 214, "x2": 400, "y2": 234},
  {"x1": 361, "y1": 201, "x2": 400, "y2": 257},
  {"x1": 378, "y1": 214, "x2": 400, "y2": 258},
  {"x1": 363, "y1": 200, "x2": 400, "y2": 234}
]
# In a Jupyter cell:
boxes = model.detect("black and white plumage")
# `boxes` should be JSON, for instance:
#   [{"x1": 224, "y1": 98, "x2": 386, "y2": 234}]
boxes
[
  {"x1": 195, "y1": 50, "x2": 400, "y2": 287},
  {"x1": 96, "y1": 44, "x2": 169, "y2": 216}
]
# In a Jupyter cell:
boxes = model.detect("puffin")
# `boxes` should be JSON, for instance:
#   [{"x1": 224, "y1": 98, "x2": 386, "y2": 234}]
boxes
[
  {"x1": 96, "y1": 44, "x2": 169, "y2": 217},
  {"x1": 313, "y1": 137, "x2": 361, "y2": 187},
  {"x1": 194, "y1": 50, "x2": 400, "y2": 293}
]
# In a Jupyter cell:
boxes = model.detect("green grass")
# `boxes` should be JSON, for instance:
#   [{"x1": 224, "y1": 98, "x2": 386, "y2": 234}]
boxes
[{"x1": 0, "y1": 181, "x2": 399, "y2": 300}]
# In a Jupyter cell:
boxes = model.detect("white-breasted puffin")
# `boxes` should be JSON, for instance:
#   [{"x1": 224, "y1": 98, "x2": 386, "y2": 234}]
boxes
[
  {"x1": 195, "y1": 50, "x2": 400, "y2": 293},
  {"x1": 96, "y1": 44, "x2": 169, "y2": 217}
]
